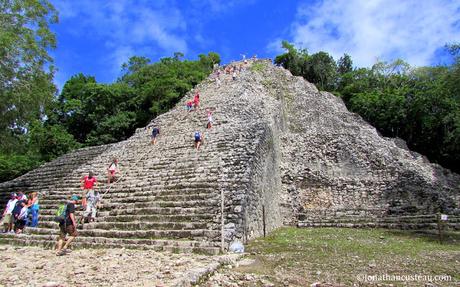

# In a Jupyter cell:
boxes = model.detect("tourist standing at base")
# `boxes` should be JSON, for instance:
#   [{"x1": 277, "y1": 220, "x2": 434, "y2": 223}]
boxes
[
  {"x1": 1, "y1": 193, "x2": 17, "y2": 233},
  {"x1": 13, "y1": 200, "x2": 28, "y2": 234},
  {"x1": 80, "y1": 171, "x2": 97, "y2": 208},
  {"x1": 16, "y1": 191, "x2": 27, "y2": 202},
  {"x1": 27, "y1": 192, "x2": 40, "y2": 227},
  {"x1": 56, "y1": 195, "x2": 79, "y2": 256}
]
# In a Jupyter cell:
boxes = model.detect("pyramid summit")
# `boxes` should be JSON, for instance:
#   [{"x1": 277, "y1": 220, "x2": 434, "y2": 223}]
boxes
[{"x1": 0, "y1": 59, "x2": 458, "y2": 251}]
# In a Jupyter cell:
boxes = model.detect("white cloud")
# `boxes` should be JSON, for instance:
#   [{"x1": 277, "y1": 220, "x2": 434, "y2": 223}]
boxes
[
  {"x1": 52, "y1": 0, "x2": 188, "y2": 71},
  {"x1": 288, "y1": 0, "x2": 460, "y2": 67}
]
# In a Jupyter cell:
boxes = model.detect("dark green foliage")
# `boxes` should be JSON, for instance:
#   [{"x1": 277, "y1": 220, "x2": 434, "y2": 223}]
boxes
[
  {"x1": 275, "y1": 41, "x2": 337, "y2": 90},
  {"x1": 0, "y1": 0, "x2": 62, "y2": 182},
  {"x1": 274, "y1": 41, "x2": 307, "y2": 76},
  {"x1": 337, "y1": 54, "x2": 353, "y2": 75},
  {"x1": 275, "y1": 42, "x2": 460, "y2": 172},
  {"x1": 0, "y1": 153, "x2": 42, "y2": 182},
  {"x1": 50, "y1": 52, "x2": 220, "y2": 148},
  {"x1": 0, "y1": 0, "x2": 57, "y2": 135},
  {"x1": 304, "y1": 52, "x2": 338, "y2": 91},
  {"x1": 28, "y1": 121, "x2": 81, "y2": 162}
]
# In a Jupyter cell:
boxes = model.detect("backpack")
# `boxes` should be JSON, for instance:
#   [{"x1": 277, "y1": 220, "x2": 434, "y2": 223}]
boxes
[
  {"x1": 54, "y1": 204, "x2": 67, "y2": 225},
  {"x1": 12, "y1": 201, "x2": 24, "y2": 219},
  {"x1": 194, "y1": 132, "x2": 201, "y2": 141}
]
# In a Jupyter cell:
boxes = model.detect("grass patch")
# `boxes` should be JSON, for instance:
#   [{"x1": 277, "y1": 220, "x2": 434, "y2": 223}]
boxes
[
  {"x1": 232, "y1": 227, "x2": 460, "y2": 286},
  {"x1": 250, "y1": 62, "x2": 266, "y2": 72}
]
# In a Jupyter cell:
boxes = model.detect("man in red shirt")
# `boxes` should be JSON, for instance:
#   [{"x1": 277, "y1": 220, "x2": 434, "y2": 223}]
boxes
[{"x1": 80, "y1": 171, "x2": 97, "y2": 208}]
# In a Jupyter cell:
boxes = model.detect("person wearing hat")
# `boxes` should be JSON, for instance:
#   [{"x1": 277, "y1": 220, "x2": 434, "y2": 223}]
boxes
[
  {"x1": 56, "y1": 195, "x2": 80, "y2": 256},
  {"x1": 16, "y1": 191, "x2": 27, "y2": 201},
  {"x1": 1, "y1": 193, "x2": 18, "y2": 233}
]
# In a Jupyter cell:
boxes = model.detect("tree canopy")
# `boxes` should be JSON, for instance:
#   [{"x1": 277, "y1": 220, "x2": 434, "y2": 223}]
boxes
[
  {"x1": 0, "y1": 0, "x2": 61, "y2": 180},
  {"x1": 0, "y1": 0, "x2": 58, "y2": 147}
]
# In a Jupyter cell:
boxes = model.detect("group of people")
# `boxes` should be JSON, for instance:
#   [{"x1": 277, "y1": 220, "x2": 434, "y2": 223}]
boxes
[
  {"x1": 55, "y1": 170, "x2": 104, "y2": 255},
  {"x1": 186, "y1": 90, "x2": 214, "y2": 150},
  {"x1": 1, "y1": 191, "x2": 39, "y2": 234},
  {"x1": 148, "y1": 89, "x2": 213, "y2": 151},
  {"x1": 0, "y1": 160, "x2": 113, "y2": 255},
  {"x1": 215, "y1": 56, "x2": 252, "y2": 86},
  {"x1": 186, "y1": 90, "x2": 201, "y2": 112}
]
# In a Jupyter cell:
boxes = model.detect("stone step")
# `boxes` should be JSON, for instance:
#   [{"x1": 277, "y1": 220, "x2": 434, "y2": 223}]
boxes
[
  {"x1": 38, "y1": 198, "x2": 219, "y2": 211},
  {"x1": 38, "y1": 213, "x2": 215, "y2": 223},
  {"x1": 298, "y1": 216, "x2": 460, "y2": 224},
  {"x1": 23, "y1": 226, "x2": 221, "y2": 240},
  {"x1": 42, "y1": 192, "x2": 217, "y2": 203},
  {"x1": 297, "y1": 221, "x2": 459, "y2": 230},
  {"x1": 83, "y1": 221, "x2": 211, "y2": 231},
  {"x1": 37, "y1": 220, "x2": 212, "y2": 231},
  {"x1": 45, "y1": 188, "x2": 220, "y2": 200},
  {"x1": 0, "y1": 234, "x2": 220, "y2": 255},
  {"x1": 40, "y1": 206, "x2": 214, "y2": 216},
  {"x1": 48, "y1": 180, "x2": 220, "y2": 192}
]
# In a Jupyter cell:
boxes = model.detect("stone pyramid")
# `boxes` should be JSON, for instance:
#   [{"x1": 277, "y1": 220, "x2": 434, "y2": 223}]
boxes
[{"x1": 0, "y1": 59, "x2": 458, "y2": 252}]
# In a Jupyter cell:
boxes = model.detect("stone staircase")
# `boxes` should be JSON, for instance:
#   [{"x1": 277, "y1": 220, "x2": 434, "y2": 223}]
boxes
[{"x1": 0, "y1": 63, "x2": 268, "y2": 254}]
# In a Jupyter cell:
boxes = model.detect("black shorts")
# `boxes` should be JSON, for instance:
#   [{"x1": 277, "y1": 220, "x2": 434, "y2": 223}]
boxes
[{"x1": 15, "y1": 219, "x2": 26, "y2": 229}]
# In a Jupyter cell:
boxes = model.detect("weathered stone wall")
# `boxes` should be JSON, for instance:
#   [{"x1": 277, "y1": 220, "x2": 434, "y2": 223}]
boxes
[
  {"x1": 241, "y1": 123, "x2": 283, "y2": 241},
  {"x1": 254, "y1": 61, "x2": 460, "y2": 223},
  {"x1": 211, "y1": 68, "x2": 286, "y2": 244}
]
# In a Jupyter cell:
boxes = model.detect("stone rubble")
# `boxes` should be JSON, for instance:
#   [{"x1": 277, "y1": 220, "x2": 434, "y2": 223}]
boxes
[{"x1": 0, "y1": 246, "x2": 238, "y2": 287}]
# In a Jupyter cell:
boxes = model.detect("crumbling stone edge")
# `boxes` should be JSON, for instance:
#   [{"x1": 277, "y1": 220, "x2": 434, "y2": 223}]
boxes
[{"x1": 173, "y1": 254, "x2": 243, "y2": 287}]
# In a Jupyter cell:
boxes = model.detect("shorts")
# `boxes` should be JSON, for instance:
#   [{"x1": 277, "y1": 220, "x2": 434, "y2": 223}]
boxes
[
  {"x1": 15, "y1": 219, "x2": 26, "y2": 230},
  {"x1": 151, "y1": 133, "x2": 158, "y2": 138},
  {"x1": 59, "y1": 224, "x2": 78, "y2": 240},
  {"x1": 84, "y1": 204, "x2": 97, "y2": 218},
  {"x1": 1, "y1": 214, "x2": 13, "y2": 224},
  {"x1": 194, "y1": 138, "x2": 201, "y2": 143},
  {"x1": 109, "y1": 169, "x2": 116, "y2": 175}
]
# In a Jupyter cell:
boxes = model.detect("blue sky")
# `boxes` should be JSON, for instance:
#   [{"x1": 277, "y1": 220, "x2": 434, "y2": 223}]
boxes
[{"x1": 50, "y1": 0, "x2": 460, "y2": 91}]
